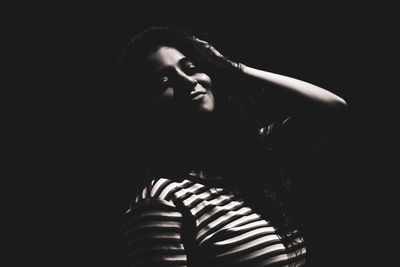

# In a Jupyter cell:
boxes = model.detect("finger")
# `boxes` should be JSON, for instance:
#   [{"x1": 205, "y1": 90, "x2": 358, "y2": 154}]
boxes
[{"x1": 192, "y1": 36, "x2": 208, "y2": 44}]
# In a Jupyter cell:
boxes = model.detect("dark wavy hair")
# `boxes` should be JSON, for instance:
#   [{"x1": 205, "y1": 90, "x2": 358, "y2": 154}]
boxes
[{"x1": 117, "y1": 27, "x2": 304, "y2": 242}]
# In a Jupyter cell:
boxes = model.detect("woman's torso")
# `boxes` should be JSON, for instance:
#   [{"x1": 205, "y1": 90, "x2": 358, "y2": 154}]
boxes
[{"x1": 122, "y1": 175, "x2": 306, "y2": 266}]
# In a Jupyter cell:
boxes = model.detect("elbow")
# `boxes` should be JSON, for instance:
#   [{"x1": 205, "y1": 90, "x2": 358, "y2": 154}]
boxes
[
  {"x1": 330, "y1": 96, "x2": 347, "y2": 114},
  {"x1": 336, "y1": 95, "x2": 347, "y2": 109},
  {"x1": 322, "y1": 96, "x2": 348, "y2": 124},
  {"x1": 323, "y1": 92, "x2": 347, "y2": 114},
  {"x1": 312, "y1": 95, "x2": 348, "y2": 122},
  {"x1": 334, "y1": 96, "x2": 348, "y2": 113}
]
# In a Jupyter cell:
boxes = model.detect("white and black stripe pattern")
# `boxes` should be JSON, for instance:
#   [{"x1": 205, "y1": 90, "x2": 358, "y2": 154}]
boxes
[{"x1": 122, "y1": 177, "x2": 306, "y2": 266}]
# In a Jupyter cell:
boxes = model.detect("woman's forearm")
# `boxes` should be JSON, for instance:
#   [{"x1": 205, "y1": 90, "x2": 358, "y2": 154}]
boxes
[{"x1": 240, "y1": 64, "x2": 347, "y2": 112}]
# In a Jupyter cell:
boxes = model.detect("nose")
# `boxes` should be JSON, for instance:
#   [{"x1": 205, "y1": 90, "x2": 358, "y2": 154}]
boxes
[{"x1": 176, "y1": 70, "x2": 197, "y2": 91}]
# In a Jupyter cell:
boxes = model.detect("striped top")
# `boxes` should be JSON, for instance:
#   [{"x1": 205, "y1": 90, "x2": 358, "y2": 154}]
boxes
[{"x1": 122, "y1": 176, "x2": 306, "y2": 266}]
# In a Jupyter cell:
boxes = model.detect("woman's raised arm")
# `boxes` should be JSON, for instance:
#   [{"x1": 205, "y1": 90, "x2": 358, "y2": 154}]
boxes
[
  {"x1": 193, "y1": 36, "x2": 347, "y2": 167},
  {"x1": 241, "y1": 65, "x2": 347, "y2": 167}
]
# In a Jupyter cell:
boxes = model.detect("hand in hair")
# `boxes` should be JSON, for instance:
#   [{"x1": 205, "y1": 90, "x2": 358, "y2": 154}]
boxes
[{"x1": 192, "y1": 36, "x2": 243, "y2": 69}]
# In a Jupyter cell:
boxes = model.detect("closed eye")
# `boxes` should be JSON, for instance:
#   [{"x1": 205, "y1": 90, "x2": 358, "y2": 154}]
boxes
[
  {"x1": 179, "y1": 57, "x2": 199, "y2": 74},
  {"x1": 183, "y1": 63, "x2": 198, "y2": 74}
]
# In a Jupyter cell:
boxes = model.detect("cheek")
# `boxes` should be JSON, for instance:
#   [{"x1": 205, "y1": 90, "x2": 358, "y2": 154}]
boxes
[
  {"x1": 195, "y1": 73, "x2": 212, "y2": 88},
  {"x1": 161, "y1": 87, "x2": 175, "y2": 99},
  {"x1": 204, "y1": 91, "x2": 215, "y2": 111}
]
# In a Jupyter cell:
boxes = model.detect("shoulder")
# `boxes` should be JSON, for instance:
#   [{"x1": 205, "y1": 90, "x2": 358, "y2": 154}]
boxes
[
  {"x1": 122, "y1": 196, "x2": 188, "y2": 266},
  {"x1": 121, "y1": 179, "x2": 188, "y2": 249},
  {"x1": 121, "y1": 177, "x2": 201, "y2": 265},
  {"x1": 122, "y1": 197, "x2": 184, "y2": 237},
  {"x1": 125, "y1": 177, "x2": 204, "y2": 217},
  {"x1": 130, "y1": 177, "x2": 197, "y2": 205}
]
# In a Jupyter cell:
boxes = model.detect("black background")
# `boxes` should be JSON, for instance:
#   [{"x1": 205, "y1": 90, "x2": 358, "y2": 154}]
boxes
[{"x1": 7, "y1": 1, "x2": 400, "y2": 266}]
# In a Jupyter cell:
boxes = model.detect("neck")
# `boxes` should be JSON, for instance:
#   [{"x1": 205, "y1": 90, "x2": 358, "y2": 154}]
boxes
[{"x1": 152, "y1": 129, "x2": 218, "y2": 175}]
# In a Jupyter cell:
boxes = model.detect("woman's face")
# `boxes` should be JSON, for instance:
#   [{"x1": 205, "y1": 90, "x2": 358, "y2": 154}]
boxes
[{"x1": 144, "y1": 46, "x2": 215, "y2": 135}]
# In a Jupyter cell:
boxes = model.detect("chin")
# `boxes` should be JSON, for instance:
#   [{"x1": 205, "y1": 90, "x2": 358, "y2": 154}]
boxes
[
  {"x1": 198, "y1": 96, "x2": 215, "y2": 113},
  {"x1": 200, "y1": 103, "x2": 213, "y2": 112}
]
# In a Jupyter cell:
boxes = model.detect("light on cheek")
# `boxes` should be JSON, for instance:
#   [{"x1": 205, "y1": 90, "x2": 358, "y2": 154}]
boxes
[
  {"x1": 162, "y1": 87, "x2": 175, "y2": 99},
  {"x1": 197, "y1": 74, "x2": 212, "y2": 88}
]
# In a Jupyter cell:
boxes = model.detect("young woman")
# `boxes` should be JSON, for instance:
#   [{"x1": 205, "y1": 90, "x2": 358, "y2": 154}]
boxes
[{"x1": 118, "y1": 27, "x2": 346, "y2": 266}]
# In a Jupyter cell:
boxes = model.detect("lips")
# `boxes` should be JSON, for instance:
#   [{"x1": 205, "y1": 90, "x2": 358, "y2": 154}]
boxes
[{"x1": 190, "y1": 91, "x2": 206, "y2": 101}]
